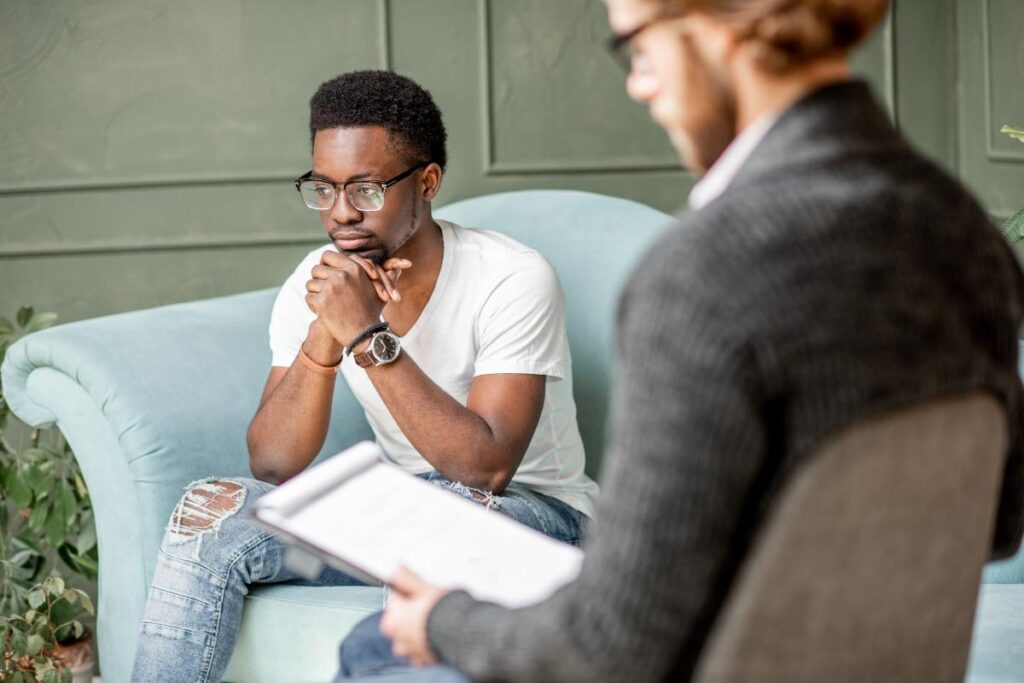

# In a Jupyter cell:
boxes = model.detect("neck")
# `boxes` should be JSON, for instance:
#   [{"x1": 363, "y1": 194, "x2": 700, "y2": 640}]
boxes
[
  {"x1": 733, "y1": 57, "x2": 851, "y2": 132},
  {"x1": 392, "y1": 210, "x2": 443, "y2": 295}
]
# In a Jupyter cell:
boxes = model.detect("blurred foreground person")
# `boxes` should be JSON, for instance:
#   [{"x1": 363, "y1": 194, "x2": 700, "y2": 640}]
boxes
[{"x1": 339, "y1": 0, "x2": 1024, "y2": 681}]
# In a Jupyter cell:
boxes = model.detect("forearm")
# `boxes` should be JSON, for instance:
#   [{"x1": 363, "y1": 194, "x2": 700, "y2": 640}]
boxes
[
  {"x1": 247, "y1": 323, "x2": 342, "y2": 483},
  {"x1": 365, "y1": 354, "x2": 521, "y2": 491}
]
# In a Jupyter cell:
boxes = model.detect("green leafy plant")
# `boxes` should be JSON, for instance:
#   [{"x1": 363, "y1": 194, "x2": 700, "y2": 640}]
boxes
[
  {"x1": 1000, "y1": 125, "x2": 1024, "y2": 244},
  {"x1": 1, "y1": 576, "x2": 94, "y2": 682},
  {"x1": 1, "y1": 307, "x2": 98, "y2": 679}
]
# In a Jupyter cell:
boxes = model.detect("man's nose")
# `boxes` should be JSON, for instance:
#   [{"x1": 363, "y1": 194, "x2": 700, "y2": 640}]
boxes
[
  {"x1": 626, "y1": 57, "x2": 658, "y2": 102},
  {"x1": 329, "y1": 190, "x2": 363, "y2": 224}
]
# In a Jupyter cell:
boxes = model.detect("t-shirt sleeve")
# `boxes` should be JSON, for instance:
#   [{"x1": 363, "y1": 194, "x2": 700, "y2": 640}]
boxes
[
  {"x1": 268, "y1": 248, "x2": 325, "y2": 368},
  {"x1": 473, "y1": 251, "x2": 570, "y2": 380}
]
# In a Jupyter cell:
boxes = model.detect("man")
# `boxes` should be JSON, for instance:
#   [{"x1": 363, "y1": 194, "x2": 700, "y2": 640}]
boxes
[
  {"x1": 130, "y1": 70, "x2": 597, "y2": 683},
  {"x1": 340, "y1": 1, "x2": 1024, "y2": 681}
]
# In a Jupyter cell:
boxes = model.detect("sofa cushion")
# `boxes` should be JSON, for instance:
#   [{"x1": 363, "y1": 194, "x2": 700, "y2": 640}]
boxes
[
  {"x1": 225, "y1": 585, "x2": 383, "y2": 682},
  {"x1": 966, "y1": 584, "x2": 1024, "y2": 683}
]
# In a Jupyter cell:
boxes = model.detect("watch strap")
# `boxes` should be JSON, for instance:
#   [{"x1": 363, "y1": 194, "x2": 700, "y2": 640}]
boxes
[
  {"x1": 353, "y1": 331, "x2": 401, "y2": 368},
  {"x1": 344, "y1": 321, "x2": 390, "y2": 356}
]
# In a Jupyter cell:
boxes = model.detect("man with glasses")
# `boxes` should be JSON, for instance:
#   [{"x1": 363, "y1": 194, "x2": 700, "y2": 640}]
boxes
[
  {"x1": 130, "y1": 70, "x2": 596, "y2": 683},
  {"x1": 339, "y1": 0, "x2": 1024, "y2": 681}
]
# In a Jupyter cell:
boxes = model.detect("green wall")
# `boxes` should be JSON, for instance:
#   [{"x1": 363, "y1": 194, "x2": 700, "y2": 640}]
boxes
[{"x1": 0, "y1": 0, "x2": 1014, "y2": 324}]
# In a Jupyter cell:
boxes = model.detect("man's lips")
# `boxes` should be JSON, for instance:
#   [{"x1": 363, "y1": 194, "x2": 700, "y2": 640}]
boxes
[{"x1": 332, "y1": 233, "x2": 374, "y2": 251}]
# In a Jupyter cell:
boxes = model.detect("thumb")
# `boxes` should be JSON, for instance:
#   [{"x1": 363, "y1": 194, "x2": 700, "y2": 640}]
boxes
[{"x1": 388, "y1": 566, "x2": 428, "y2": 595}]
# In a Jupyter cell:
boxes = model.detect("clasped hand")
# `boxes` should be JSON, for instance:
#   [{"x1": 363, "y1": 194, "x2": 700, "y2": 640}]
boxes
[{"x1": 304, "y1": 251, "x2": 411, "y2": 347}]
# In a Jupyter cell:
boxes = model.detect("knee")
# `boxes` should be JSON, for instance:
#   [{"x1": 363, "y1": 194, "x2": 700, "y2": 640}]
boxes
[
  {"x1": 166, "y1": 478, "x2": 247, "y2": 543},
  {"x1": 431, "y1": 479, "x2": 502, "y2": 511},
  {"x1": 338, "y1": 613, "x2": 395, "y2": 677}
]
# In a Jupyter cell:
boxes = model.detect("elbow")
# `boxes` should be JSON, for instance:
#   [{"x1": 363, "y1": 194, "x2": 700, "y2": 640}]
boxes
[
  {"x1": 483, "y1": 466, "x2": 516, "y2": 496},
  {"x1": 247, "y1": 425, "x2": 284, "y2": 485}
]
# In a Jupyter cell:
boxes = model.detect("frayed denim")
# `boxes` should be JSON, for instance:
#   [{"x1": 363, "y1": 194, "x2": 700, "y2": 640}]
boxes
[{"x1": 131, "y1": 473, "x2": 586, "y2": 683}]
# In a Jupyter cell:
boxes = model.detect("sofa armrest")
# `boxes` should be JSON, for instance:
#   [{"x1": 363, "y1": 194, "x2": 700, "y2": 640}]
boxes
[{"x1": 1, "y1": 288, "x2": 373, "y2": 683}]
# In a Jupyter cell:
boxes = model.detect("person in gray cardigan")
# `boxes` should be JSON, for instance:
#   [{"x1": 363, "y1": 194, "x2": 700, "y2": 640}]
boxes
[{"x1": 337, "y1": 0, "x2": 1024, "y2": 681}]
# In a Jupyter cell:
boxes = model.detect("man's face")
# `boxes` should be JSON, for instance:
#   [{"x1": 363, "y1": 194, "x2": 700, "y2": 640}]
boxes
[
  {"x1": 310, "y1": 125, "x2": 426, "y2": 264},
  {"x1": 606, "y1": 0, "x2": 737, "y2": 172}
]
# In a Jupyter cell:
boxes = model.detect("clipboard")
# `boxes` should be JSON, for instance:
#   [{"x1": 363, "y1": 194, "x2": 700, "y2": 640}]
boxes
[{"x1": 251, "y1": 441, "x2": 584, "y2": 608}]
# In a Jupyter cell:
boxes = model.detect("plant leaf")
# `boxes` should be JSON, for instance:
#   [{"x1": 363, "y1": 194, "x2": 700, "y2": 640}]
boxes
[
  {"x1": 58, "y1": 485, "x2": 77, "y2": 529},
  {"x1": 7, "y1": 468, "x2": 33, "y2": 508},
  {"x1": 16, "y1": 306, "x2": 33, "y2": 329},
  {"x1": 1002, "y1": 206, "x2": 1024, "y2": 245},
  {"x1": 25, "y1": 633, "x2": 45, "y2": 656},
  {"x1": 75, "y1": 589, "x2": 94, "y2": 615},
  {"x1": 0, "y1": 316, "x2": 14, "y2": 335},
  {"x1": 46, "y1": 576, "x2": 65, "y2": 597},
  {"x1": 44, "y1": 504, "x2": 66, "y2": 547},
  {"x1": 75, "y1": 523, "x2": 97, "y2": 553},
  {"x1": 27, "y1": 589, "x2": 46, "y2": 609},
  {"x1": 24, "y1": 312, "x2": 58, "y2": 333},
  {"x1": 1002, "y1": 125, "x2": 1024, "y2": 143}
]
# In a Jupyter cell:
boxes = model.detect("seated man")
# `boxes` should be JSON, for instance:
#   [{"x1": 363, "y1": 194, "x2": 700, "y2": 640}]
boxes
[{"x1": 130, "y1": 70, "x2": 597, "y2": 683}]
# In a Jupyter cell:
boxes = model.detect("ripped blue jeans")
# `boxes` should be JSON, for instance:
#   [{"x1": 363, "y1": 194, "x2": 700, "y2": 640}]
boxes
[{"x1": 130, "y1": 473, "x2": 587, "y2": 683}]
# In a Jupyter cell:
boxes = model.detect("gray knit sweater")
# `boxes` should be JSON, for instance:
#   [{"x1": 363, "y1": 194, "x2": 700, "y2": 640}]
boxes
[{"x1": 426, "y1": 81, "x2": 1024, "y2": 683}]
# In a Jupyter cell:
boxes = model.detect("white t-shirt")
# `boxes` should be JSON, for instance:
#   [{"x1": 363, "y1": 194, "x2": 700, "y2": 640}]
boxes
[{"x1": 268, "y1": 220, "x2": 598, "y2": 517}]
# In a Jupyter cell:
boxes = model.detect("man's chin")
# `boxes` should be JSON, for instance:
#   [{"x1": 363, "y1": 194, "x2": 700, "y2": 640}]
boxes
[{"x1": 340, "y1": 247, "x2": 387, "y2": 266}]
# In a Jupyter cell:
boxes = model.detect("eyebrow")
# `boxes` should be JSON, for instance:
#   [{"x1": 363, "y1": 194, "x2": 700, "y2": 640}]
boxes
[{"x1": 308, "y1": 170, "x2": 379, "y2": 183}]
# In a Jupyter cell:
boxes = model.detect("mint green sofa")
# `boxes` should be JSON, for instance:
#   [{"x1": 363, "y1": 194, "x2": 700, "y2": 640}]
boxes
[
  {"x1": 1, "y1": 190, "x2": 673, "y2": 682},
  {"x1": 3, "y1": 189, "x2": 1021, "y2": 682}
]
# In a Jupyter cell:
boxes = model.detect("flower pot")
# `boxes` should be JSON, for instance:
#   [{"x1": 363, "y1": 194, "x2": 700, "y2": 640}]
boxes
[{"x1": 55, "y1": 630, "x2": 94, "y2": 683}]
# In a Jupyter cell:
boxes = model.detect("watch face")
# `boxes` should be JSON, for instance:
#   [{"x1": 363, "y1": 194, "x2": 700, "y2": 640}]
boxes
[{"x1": 371, "y1": 332, "x2": 400, "y2": 363}]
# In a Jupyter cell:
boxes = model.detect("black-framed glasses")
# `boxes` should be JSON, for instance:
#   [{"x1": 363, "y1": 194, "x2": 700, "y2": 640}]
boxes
[
  {"x1": 606, "y1": 10, "x2": 684, "y2": 73},
  {"x1": 294, "y1": 163, "x2": 426, "y2": 212}
]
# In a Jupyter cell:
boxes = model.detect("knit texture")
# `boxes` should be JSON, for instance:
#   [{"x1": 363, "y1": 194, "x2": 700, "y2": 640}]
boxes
[{"x1": 426, "y1": 81, "x2": 1024, "y2": 683}]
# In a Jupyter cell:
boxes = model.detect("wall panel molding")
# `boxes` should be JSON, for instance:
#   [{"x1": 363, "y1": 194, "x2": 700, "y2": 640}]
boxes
[
  {"x1": 0, "y1": 234, "x2": 326, "y2": 258},
  {"x1": 983, "y1": 0, "x2": 1024, "y2": 162},
  {"x1": 0, "y1": 171, "x2": 297, "y2": 196},
  {"x1": 478, "y1": 0, "x2": 680, "y2": 177},
  {"x1": 0, "y1": 1, "x2": 391, "y2": 194}
]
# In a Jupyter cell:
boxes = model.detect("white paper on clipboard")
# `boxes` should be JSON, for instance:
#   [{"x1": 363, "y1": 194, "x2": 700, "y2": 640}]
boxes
[{"x1": 252, "y1": 441, "x2": 583, "y2": 609}]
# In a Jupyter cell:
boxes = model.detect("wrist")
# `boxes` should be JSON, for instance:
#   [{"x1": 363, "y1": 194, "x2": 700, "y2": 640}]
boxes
[{"x1": 305, "y1": 321, "x2": 344, "y2": 366}]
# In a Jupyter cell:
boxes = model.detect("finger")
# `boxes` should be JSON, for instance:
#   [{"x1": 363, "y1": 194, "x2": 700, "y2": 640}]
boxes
[
  {"x1": 391, "y1": 640, "x2": 410, "y2": 660},
  {"x1": 372, "y1": 279, "x2": 391, "y2": 304},
  {"x1": 381, "y1": 257, "x2": 413, "y2": 272},
  {"x1": 320, "y1": 250, "x2": 348, "y2": 268},
  {"x1": 309, "y1": 264, "x2": 335, "y2": 280},
  {"x1": 388, "y1": 567, "x2": 428, "y2": 596},
  {"x1": 375, "y1": 264, "x2": 401, "y2": 302},
  {"x1": 348, "y1": 254, "x2": 380, "y2": 280},
  {"x1": 305, "y1": 279, "x2": 322, "y2": 293},
  {"x1": 304, "y1": 293, "x2": 318, "y2": 313}
]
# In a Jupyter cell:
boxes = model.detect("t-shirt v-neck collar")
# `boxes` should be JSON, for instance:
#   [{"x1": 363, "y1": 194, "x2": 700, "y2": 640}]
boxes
[{"x1": 394, "y1": 220, "x2": 452, "y2": 341}]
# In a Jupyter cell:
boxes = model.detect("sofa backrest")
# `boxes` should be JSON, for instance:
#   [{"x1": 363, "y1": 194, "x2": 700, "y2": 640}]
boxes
[{"x1": 435, "y1": 190, "x2": 672, "y2": 477}]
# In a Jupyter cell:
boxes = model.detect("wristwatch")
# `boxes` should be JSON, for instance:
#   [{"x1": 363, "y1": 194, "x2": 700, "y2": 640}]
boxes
[{"x1": 352, "y1": 329, "x2": 402, "y2": 368}]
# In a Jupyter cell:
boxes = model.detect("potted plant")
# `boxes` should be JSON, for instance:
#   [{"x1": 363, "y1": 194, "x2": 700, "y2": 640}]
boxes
[
  {"x1": 1, "y1": 576, "x2": 94, "y2": 683},
  {"x1": 1001, "y1": 125, "x2": 1024, "y2": 244},
  {"x1": 1, "y1": 307, "x2": 98, "y2": 682}
]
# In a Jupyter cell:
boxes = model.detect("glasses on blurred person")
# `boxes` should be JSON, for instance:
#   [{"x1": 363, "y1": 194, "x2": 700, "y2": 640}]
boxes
[
  {"x1": 294, "y1": 163, "x2": 426, "y2": 212},
  {"x1": 606, "y1": 10, "x2": 686, "y2": 73}
]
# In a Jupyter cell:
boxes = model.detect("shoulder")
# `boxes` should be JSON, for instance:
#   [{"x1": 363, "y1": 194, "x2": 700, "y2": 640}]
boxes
[{"x1": 442, "y1": 220, "x2": 560, "y2": 288}]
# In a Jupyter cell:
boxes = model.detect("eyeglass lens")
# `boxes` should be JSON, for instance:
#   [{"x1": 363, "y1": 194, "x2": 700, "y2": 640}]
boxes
[{"x1": 298, "y1": 181, "x2": 386, "y2": 212}]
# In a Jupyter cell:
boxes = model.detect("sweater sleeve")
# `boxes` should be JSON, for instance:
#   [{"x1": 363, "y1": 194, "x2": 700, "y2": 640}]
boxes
[{"x1": 426, "y1": 229, "x2": 769, "y2": 682}]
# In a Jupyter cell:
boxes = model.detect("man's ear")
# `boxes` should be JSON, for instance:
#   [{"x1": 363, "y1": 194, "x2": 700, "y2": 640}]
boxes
[
  {"x1": 687, "y1": 12, "x2": 740, "y2": 64},
  {"x1": 421, "y1": 163, "x2": 443, "y2": 201}
]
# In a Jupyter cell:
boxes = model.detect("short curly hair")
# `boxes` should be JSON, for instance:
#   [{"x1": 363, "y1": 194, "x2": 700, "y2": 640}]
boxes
[{"x1": 309, "y1": 70, "x2": 448, "y2": 170}]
